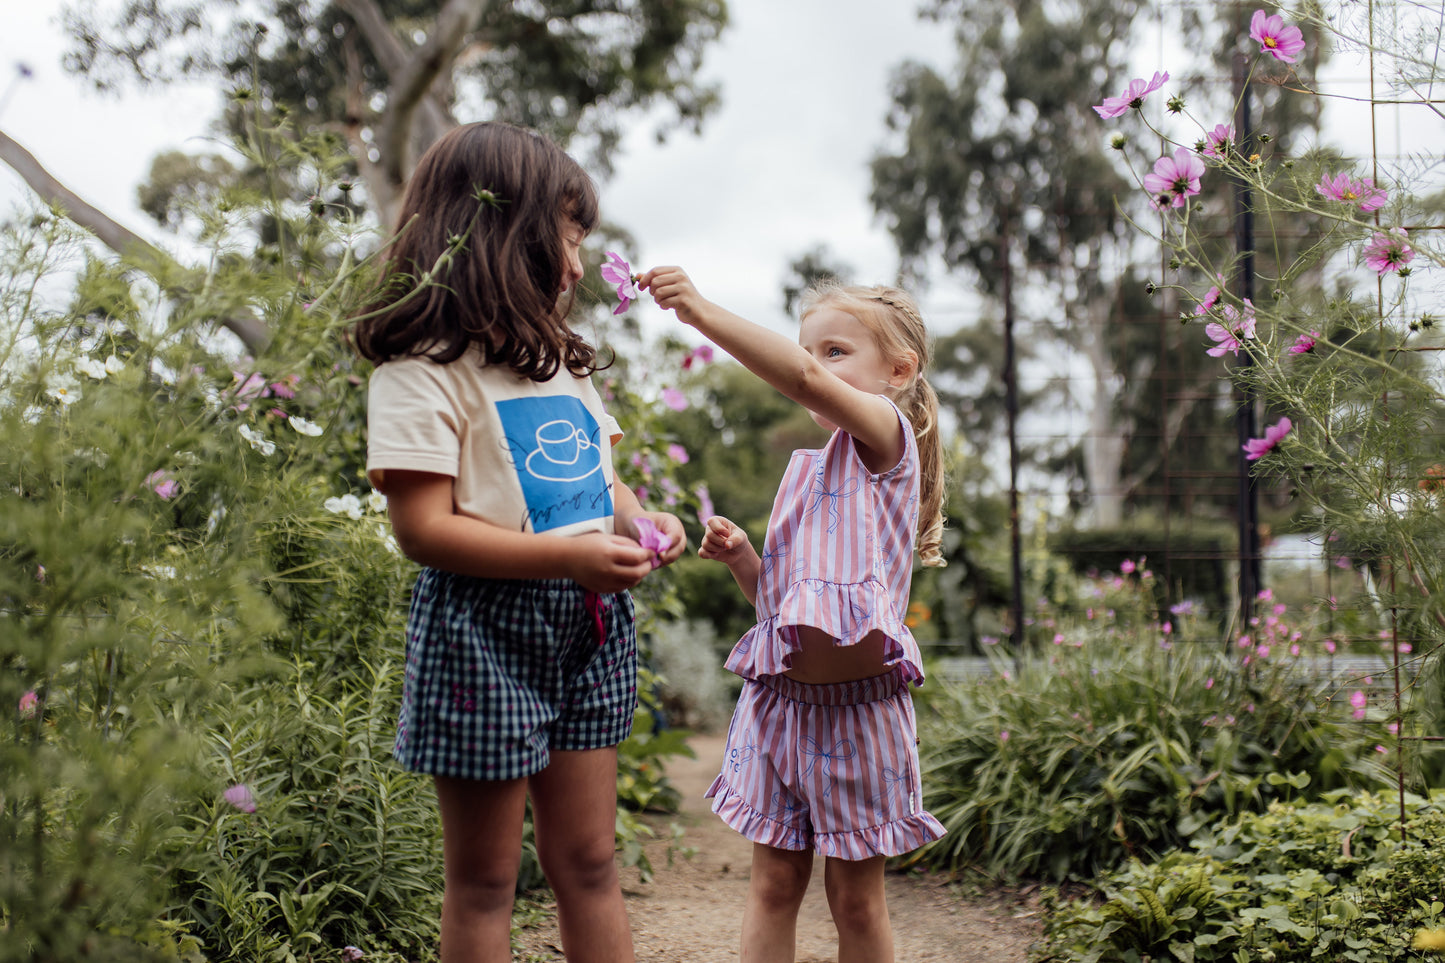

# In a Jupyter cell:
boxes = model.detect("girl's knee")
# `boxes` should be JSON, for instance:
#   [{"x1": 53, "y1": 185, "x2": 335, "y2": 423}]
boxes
[
  {"x1": 537, "y1": 834, "x2": 619, "y2": 892},
  {"x1": 750, "y1": 852, "x2": 812, "y2": 907}
]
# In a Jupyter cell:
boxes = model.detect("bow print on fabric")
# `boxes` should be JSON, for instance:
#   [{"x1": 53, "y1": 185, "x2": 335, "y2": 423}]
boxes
[
  {"x1": 870, "y1": 765, "x2": 911, "y2": 816},
  {"x1": 808, "y1": 477, "x2": 861, "y2": 534},
  {"x1": 800, "y1": 736, "x2": 856, "y2": 796},
  {"x1": 768, "y1": 790, "x2": 807, "y2": 825},
  {"x1": 729, "y1": 733, "x2": 759, "y2": 773}
]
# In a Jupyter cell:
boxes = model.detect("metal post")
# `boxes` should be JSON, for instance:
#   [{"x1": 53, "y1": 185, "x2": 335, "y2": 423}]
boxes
[
  {"x1": 1232, "y1": 49, "x2": 1261, "y2": 633},
  {"x1": 1002, "y1": 203, "x2": 1025, "y2": 649}
]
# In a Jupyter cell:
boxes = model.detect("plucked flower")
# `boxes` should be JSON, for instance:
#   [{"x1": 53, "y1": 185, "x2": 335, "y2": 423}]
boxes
[
  {"x1": 1250, "y1": 9, "x2": 1306, "y2": 63},
  {"x1": 600, "y1": 252, "x2": 641, "y2": 315},
  {"x1": 1288, "y1": 330, "x2": 1321, "y2": 354},
  {"x1": 1315, "y1": 172, "x2": 1388, "y2": 212},
  {"x1": 18, "y1": 690, "x2": 39, "y2": 718},
  {"x1": 147, "y1": 470, "x2": 179, "y2": 500},
  {"x1": 1243, "y1": 416, "x2": 1292, "y2": 461},
  {"x1": 223, "y1": 784, "x2": 257, "y2": 813},
  {"x1": 1201, "y1": 123, "x2": 1234, "y2": 158},
  {"x1": 632, "y1": 517, "x2": 672, "y2": 568},
  {"x1": 1205, "y1": 300, "x2": 1257, "y2": 357},
  {"x1": 289, "y1": 416, "x2": 324, "y2": 436},
  {"x1": 1142, "y1": 148, "x2": 1205, "y2": 210},
  {"x1": 1363, "y1": 228, "x2": 1414, "y2": 275},
  {"x1": 1093, "y1": 71, "x2": 1169, "y2": 118}
]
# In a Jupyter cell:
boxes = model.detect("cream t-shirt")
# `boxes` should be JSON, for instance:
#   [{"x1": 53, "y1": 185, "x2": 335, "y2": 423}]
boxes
[{"x1": 366, "y1": 348, "x2": 622, "y2": 537}]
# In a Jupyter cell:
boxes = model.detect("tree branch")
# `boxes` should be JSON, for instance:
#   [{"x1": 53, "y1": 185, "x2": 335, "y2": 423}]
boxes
[
  {"x1": 0, "y1": 126, "x2": 271, "y2": 354},
  {"x1": 374, "y1": 0, "x2": 488, "y2": 197}
]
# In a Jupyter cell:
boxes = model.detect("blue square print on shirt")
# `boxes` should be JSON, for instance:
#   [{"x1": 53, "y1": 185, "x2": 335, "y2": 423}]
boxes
[{"x1": 495, "y1": 395, "x2": 613, "y2": 533}]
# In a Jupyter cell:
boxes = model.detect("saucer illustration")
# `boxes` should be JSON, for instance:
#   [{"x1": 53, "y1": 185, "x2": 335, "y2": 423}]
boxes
[{"x1": 521, "y1": 418, "x2": 603, "y2": 483}]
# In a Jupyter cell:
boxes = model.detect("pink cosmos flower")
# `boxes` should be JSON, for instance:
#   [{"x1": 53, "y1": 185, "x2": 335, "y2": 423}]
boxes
[
  {"x1": 1120, "y1": 559, "x2": 1136, "y2": 574},
  {"x1": 1250, "y1": 9, "x2": 1306, "y2": 63},
  {"x1": 1243, "y1": 416, "x2": 1292, "y2": 461},
  {"x1": 660, "y1": 387, "x2": 687, "y2": 411},
  {"x1": 1349, "y1": 689, "x2": 1367, "y2": 720},
  {"x1": 681, "y1": 344, "x2": 716, "y2": 370},
  {"x1": 1363, "y1": 228, "x2": 1414, "y2": 275},
  {"x1": 600, "y1": 252, "x2": 641, "y2": 315},
  {"x1": 223, "y1": 783, "x2": 257, "y2": 813},
  {"x1": 1202, "y1": 123, "x2": 1234, "y2": 159},
  {"x1": 1288, "y1": 331, "x2": 1321, "y2": 354},
  {"x1": 147, "y1": 470, "x2": 179, "y2": 500},
  {"x1": 1143, "y1": 148, "x2": 1205, "y2": 210},
  {"x1": 18, "y1": 690, "x2": 39, "y2": 718},
  {"x1": 1315, "y1": 172, "x2": 1388, "y2": 212},
  {"x1": 1093, "y1": 71, "x2": 1170, "y2": 119},
  {"x1": 268, "y1": 375, "x2": 299, "y2": 399},
  {"x1": 632, "y1": 516, "x2": 672, "y2": 568},
  {"x1": 666, "y1": 443, "x2": 689, "y2": 464},
  {"x1": 1194, "y1": 279, "x2": 1225, "y2": 316},
  {"x1": 1205, "y1": 300, "x2": 1257, "y2": 357}
]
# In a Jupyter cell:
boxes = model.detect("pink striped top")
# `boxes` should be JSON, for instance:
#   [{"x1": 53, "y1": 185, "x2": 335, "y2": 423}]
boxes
[{"x1": 726, "y1": 400, "x2": 924, "y2": 685}]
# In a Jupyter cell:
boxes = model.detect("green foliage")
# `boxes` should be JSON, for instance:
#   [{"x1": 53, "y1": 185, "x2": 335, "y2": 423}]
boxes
[
  {"x1": 1036, "y1": 792, "x2": 1445, "y2": 963},
  {"x1": 1, "y1": 96, "x2": 698, "y2": 962},
  {"x1": 914, "y1": 568, "x2": 1391, "y2": 883}
]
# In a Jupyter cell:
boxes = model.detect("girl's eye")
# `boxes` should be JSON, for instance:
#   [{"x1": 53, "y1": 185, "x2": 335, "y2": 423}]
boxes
[{"x1": 827, "y1": 347, "x2": 844, "y2": 358}]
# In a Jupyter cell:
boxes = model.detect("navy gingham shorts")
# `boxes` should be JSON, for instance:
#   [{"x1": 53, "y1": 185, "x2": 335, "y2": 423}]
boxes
[{"x1": 393, "y1": 569, "x2": 638, "y2": 781}]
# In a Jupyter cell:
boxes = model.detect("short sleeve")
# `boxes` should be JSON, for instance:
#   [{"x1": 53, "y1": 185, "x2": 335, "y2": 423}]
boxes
[
  {"x1": 579, "y1": 374, "x2": 623, "y2": 445},
  {"x1": 366, "y1": 358, "x2": 463, "y2": 488}
]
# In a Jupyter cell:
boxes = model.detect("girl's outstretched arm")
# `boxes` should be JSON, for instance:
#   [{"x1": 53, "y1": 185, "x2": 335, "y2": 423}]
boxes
[
  {"x1": 698, "y1": 515, "x2": 760, "y2": 605},
  {"x1": 382, "y1": 469, "x2": 655, "y2": 593},
  {"x1": 640, "y1": 266, "x2": 906, "y2": 462}
]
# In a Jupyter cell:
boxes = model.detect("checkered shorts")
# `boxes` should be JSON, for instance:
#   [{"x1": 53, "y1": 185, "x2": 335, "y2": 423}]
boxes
[{"x1": 393, "y1": 569, "x2": 637, "y2": 781}]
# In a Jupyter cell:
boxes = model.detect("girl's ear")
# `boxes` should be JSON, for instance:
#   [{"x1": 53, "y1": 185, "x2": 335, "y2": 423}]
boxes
[{"x1": 889, "y1": 350, "x2": 920, "y2": 388}]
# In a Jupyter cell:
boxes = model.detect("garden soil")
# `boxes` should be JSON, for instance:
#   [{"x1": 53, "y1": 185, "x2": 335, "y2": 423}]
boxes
[{"x1": 511, "y1": 733, "x2": 1043, "y2": 962}]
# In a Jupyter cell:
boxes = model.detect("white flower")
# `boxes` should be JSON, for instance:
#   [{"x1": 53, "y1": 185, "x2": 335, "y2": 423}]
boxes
[
  {"x1": 76, "y1": 357, "x2": 108, "y2": 380},
  {"x1": 141, "y1": 564, "x2": 177, "y2": 580},
  {"x1": 45, "y1": 371, "x2": 81, "y2": 405},
  {"x1": 375, "y1": 523, "x2": 400, "y2": 555},
  {"x1": 324, "y1": 494, "x2": 364, "y2": 519},
  {"x1": 238, "y1": 424, "x2": 276, "y2": 456},
  {"x1": 104, "y1": 355, "x2": 124, "y2": 375},
  {"x1": 366, "y1": 490, "x2": 388, "y2": 513},
  {"x1": 289, "y1": 416, "x2": 323, "y2": 436}
]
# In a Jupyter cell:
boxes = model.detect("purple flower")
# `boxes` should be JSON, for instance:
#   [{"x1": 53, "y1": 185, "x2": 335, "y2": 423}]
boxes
[
  {"x1": 18, "y1": 690, "x2": 38, "y2": 718},
  {"x1": 694, "y1": 484, "x2": 715, "y2": 528},
  {"x1": 147, "y1": 470, "x2": 179, "y2": 500},
  {"x1": 1205, "y1": 300, "x2": 1257, "y2": 357},
  {"x1": 1243, "y1": 416, "x2": 1292, "y2": 461},
  {"x1": 632, "y1": 517, "x2": 672, "y2": 568},
  {"x1": 666, "y1": 443, "x2": 689, "y2": 464},
  {"x1": 1094, "y1": 71, "x2": 1170, "y2": 118},
  {"x1": 1143, "y1": 148, "x2": 1205, "y2": 210},
  {"x1": 1288, "y1": 331, "x2": 1321, "y2": 354},
  {"x1": 1363, "y1": 228, "x2": 1414, "y2": 275},
  {"x1": 1250, "y1": 9, "x2": 1306, "y2": 63},
  {"x1": 660, "y1": 387, "x2": 687, "y2": 411},
  {"x1": 1202, "y1": 123, "x2": 1234, "y2": 159},
  {"x1": 1315, "y1": 172, "x2": 1388, "y2": 212},
  {"x1": 600, "y1": 252, "x2": 641, "y2": 315},
  {"x1": 223, "y1": 783, "x2": 257, "y2": 813}
]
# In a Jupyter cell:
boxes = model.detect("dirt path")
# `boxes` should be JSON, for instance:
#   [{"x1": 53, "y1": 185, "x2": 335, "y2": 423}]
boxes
[{"x1": 512, "y1": 733, "x2": 1042, "y2": 962}]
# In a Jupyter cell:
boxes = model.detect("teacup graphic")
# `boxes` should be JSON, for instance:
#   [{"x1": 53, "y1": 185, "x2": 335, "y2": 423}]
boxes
[{"x1": 524, "y1": 418, "x2": 601, "y2": 483}]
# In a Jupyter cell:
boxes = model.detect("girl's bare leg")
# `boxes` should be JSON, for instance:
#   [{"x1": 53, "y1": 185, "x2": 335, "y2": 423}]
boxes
[
  {"x1": 529, "y1": 747, "x2": 635, "y2": 963},
  {"x1": 824, "y1": 854, "x2": 894, "y2": 963},
  {"x1": 433, "y1": 775, "x2": 529, "y2": 963},
  {"x1": 740, "y1": 843, "x2": 813, "y2": 963}
]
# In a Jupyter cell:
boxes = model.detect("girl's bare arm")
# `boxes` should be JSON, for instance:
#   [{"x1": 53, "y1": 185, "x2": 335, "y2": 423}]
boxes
[{"x1": 381, "y1": 469, "x2": 655, "y2": 593}]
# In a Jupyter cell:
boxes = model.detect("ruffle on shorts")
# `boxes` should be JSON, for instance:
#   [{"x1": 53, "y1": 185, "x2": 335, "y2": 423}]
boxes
[
  {"x1": 726, "y1": 576, "x2": 924, "y2": 685},
  {"x1": 706, "y1": 773, "x2": 946, "y2": 861}
]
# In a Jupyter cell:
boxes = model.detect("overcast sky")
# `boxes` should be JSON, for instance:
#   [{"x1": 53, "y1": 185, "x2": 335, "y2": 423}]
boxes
[{"x1": 0, "y1": 0, "x2": 971, "y2": 342}]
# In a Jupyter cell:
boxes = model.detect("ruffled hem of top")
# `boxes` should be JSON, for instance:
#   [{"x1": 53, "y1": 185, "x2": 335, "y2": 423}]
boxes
[
  {"x1": 725, "y1": 579, "x2": 924, "y2": 683},
  {"x1": 705, "y1": 776, "x2": 946, "y2": 859}
]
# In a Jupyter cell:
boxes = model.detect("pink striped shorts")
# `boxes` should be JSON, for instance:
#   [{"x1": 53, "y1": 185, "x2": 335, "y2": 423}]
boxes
[{"x1": 704, "y1": 672, "x2": 946, "y2": 860}]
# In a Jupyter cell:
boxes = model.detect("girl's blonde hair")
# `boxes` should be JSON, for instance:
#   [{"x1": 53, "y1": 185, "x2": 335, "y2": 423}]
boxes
[{"x1": 798, "y1": 283, "x2": 947, "y2": 567}]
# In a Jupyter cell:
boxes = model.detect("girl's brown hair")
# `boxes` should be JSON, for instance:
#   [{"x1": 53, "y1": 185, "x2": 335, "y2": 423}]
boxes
[
  {"x1": 798, "y1": 283, "x2": 948, "y2": 567},
  {"x1": 351, "y1": 122, "x2": 603, "y2": 380}
]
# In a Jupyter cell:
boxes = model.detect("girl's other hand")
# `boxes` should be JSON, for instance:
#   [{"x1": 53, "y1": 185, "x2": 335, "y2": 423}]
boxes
[
  {"x1": 567, "y1": 533, "x2": 656, "y2": 593},
  {"x1": 698, "y1": 515, "x2": 750, "y2": 565}
]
